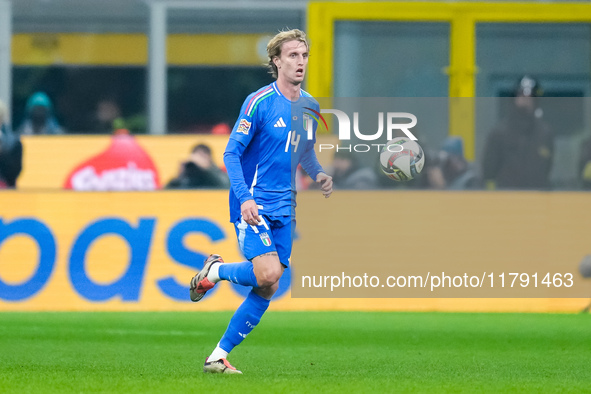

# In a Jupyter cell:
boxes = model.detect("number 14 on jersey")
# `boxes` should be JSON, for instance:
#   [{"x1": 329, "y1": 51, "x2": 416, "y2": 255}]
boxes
[{"x1": 285, "y1": 130, "x2": 301, "y2": 153}]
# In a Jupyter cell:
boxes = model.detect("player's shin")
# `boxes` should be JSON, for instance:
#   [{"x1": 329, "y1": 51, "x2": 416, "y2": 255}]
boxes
[
  {"x1": 216, "y1": 290, "x2": 270, "y2": 355},
  {"x1": 216, "y1": 261, "x2": 259, "y2": 287}
]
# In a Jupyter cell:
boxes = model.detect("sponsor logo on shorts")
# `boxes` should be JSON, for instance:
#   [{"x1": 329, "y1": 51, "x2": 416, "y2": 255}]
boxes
[
  {"x1": 259, "y1": 232, "x2": 272, "y2": 247},
  {"x1": 237, "y1": 119, "x2": 251, "y2": 135}
]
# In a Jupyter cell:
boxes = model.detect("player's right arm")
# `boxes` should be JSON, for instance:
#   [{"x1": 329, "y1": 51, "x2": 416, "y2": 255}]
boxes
[
  {"x1": 223, "y1": 93, "x2": 261, "y2": 225},
  {"x1": 224, "y1": 140, "x2": 261, "y2": 225}
]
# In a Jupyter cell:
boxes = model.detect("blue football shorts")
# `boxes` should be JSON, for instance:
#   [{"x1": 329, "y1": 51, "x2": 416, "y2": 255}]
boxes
[{"x1": 234, "y1": 214, "x2": 294, "y2": 267}]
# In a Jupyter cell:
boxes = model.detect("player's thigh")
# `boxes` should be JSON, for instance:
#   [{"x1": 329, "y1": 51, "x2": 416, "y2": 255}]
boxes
[
  {"x1": 234, "y1": 215, "x2": 292, "y2": 284},
  {"x1": 234, "y1": 215, "x2": 278, "y2": 261}
]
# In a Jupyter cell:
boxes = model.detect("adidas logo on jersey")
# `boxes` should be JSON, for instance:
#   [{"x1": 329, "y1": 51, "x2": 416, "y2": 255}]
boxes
[{"x1": 273, "y1": 117, "x2": 286, "y2": 128}]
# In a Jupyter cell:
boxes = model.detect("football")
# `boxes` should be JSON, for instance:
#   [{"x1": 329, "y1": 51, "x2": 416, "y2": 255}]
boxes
[
  {"x1": 580, "y1": 254, "x2": 591, "y2": 278},
  {"x1": 379, "y1": 137, "x2": 425, "y2": 181}
]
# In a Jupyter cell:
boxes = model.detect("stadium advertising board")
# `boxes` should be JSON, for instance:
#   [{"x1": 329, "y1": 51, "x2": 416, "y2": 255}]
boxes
[
  {"x1": 0, "y1": 191, "x2": 287, "y2": 311},
  {"x1": 0, "y1": 191, "x2": 589, "y2": 312}
]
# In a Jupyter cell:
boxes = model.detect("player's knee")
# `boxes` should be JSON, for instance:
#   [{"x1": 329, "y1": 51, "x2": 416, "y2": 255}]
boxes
[
  {"x1": 256, "y1": 274, "x2": 280, "y2": 288},
  {"x1": 255, "y1": 267, "x2": 282, "y2": 288},
  {"x1": 255, "y1": 281, "x2": 279, "y2": 299}
]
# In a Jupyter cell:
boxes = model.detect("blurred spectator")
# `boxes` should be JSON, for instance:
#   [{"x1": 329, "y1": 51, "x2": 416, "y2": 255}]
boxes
[
  {"x1": 579, "y1": 136, "x2": 591, "y2": 190},
  {"x1": 425, "y1": 137, "x2": 478, "y2": 190},
  {"x1": 166, "y1": 143, "x2": 229, "y2": 189},
  {"x1": 18, "y1": 92, "x2": 64, "y2": 135},
  {"x1": 211, "y1": 123, "x2": 231, "y2": 135},
  {"x1": 0, "y1": 100, "x2": 23, "y2": 189},
  {"x1": 329, "y1": 150, "x2": 377, "y2": 190},
  {"x1": 93, "y1": 98, "x2": 126, "y2": 133},
  {"x1": 482, "y1": 76, "x2": 554, "y2": 190}
]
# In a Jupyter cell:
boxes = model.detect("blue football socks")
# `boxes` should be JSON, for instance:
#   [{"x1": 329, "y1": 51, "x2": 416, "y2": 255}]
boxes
[
  {"x1": 218, "y1": 261, "x2": 259, "y2": 288},
  {"x1": 219, "y1": 290, "x2": 270, "y2": 353}
]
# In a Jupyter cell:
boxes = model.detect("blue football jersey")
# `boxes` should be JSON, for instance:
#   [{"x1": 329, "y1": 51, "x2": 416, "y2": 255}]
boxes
[{"x1": 225, "y1": 82, "x2": 323, "y2": 222}]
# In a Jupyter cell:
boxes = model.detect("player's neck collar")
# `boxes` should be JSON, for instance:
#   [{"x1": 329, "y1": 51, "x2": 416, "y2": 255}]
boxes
[{"x1": 273, "y1": 81, "x2": 302, "y2": 101}]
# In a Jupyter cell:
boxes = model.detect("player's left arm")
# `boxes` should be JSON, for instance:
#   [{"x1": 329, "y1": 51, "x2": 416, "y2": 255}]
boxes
[
  {"x1": 316, "y1": 172, "x2": 333, "y2": 198},
  {"x1": 301, "y1": 143, "x2": 332, "y2": 198},
  {"x1": 299, "y1": 98, "x2": 332, "y2": 197}
]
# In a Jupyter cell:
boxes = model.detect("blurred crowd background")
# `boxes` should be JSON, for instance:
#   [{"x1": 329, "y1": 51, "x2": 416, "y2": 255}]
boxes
[{"x1": 1, "y1": 0, "x2": 591, "y2": 191}]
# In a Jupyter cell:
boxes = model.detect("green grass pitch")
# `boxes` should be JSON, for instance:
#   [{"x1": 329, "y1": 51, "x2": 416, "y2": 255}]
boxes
[{"x1": 0, "y1": 311, "x2": 589, "y2": 393}]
